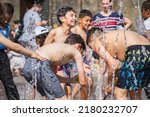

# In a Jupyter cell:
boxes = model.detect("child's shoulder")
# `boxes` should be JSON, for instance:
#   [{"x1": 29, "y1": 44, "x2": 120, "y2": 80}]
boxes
[
  {"x1": 49, "y1": 26, "x2": 61, "y2": 34},
  {"x1": 71, "y1": 25, "x2": 79, "y2": 33}
]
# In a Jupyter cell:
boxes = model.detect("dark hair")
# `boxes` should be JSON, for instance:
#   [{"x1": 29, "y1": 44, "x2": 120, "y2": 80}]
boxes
[
  {"x1": 142, "y1": 0, "x2": 150, "y2": 11},
  {"x1": 13, "y1": 20, "x2": 20, "y2": 24},
  {"x1": 79, "y1": 9, "x2": 92, "y2": 18},
  {"x1": 57, "y1": 7, "x2": 75, "y2": 25},
  {"x1": 33, "y1": 0, "x2": 45, "y2": 5},
  {"x1": 65, "y1": 33, "x2": 86, "y2": 51},
  {"x1": 13, "y1": 20, "x2": 24, "y2": 43},
  {"x1": 36, "y1": 32, "x2": 48, "y2": 46},
  {"x1": 3, "y1": 2, "x2": 14, "y2": 16},
  {"x1": 86, "y1": 27, "x2": 103, "y2": 45}
]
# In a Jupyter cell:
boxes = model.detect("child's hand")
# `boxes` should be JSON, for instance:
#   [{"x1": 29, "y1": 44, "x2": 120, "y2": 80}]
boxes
[
  {"x1": 42, "y1": 20, "x2": 47, "y2": 25},
  {"x1": 104, "y1": 84, "x2": 112, "y2": 95},
  {"x1": 31, "y1": 52, "x2": 45, "y2": 61}
]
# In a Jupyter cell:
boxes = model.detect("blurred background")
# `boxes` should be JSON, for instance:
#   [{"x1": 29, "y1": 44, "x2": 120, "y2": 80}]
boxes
[{"x1": 0, "y1": 0, "x2": 145, "y2": 31}]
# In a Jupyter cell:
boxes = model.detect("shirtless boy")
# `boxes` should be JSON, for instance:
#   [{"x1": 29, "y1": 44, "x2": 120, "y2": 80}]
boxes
[
  {"x1": 44, "y1": 7, "x2": 76, "y2": 44},
  {"x1": 86, "y1": 27, "x2": 150, "y2": 100},
  {"x1": 23, "y1": 34, "x2": 88, "y2": 100}
]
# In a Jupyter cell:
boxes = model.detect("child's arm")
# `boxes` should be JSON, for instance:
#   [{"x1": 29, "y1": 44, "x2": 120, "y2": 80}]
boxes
[
  {"x1": 74, "y1": 50, "x2": 88, "y2": 100},
  {"x1": 95, "y1": 42, "x2": 119, "y2": 83},
  {"x1": 0, "y1": 34, "x2": 44, "y2": 61},
  {"x1": 124, "y1": 17, "x2": 132, "y2": 30},
  {"x1": 44, "y1": 29, "x2": 56, "y2": 45}
]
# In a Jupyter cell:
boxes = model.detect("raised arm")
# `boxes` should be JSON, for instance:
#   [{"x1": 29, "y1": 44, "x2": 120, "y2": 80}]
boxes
[
  {"x1": 0, "y1": 34, "x2": 44, "y2": 61},
  {"x1": 44, "y1": 29, "x2": 56, "y2": 45}
]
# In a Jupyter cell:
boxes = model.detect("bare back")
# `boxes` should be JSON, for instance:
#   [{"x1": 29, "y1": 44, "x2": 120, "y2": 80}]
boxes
[
  {"x1": 36, "y1": 43, "x2": 80, "y2": 66},
  {"x1": 104, "y1": 30, "x2": 150, "y2": 61}
]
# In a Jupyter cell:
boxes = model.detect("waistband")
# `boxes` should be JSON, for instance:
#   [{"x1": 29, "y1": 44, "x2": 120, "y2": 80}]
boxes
[{"x1": 126, "y1": 45, "x2": 150, "y2": 52}]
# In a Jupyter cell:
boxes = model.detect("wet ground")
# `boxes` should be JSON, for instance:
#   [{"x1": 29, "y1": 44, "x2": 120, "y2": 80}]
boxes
[{"x1": 0, "y1": 75, "x2": 148, "y2": 100}]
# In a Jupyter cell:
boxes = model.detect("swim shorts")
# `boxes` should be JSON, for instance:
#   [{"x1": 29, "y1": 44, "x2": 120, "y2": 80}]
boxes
[
  {"x1": 116, "y1": 45, "x2": 150, "y2": 91},
  {"x1": 23, "y1": 58, "x2": 65, "y2": 99}
]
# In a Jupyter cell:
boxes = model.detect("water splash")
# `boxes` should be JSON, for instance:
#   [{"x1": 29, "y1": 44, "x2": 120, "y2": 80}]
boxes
[
  {"x1": 135, "y1": 16, "x2": 146, "y2": 36},
  {"x1": 135, "y1": 0, "x2": 147, "y2": 36},
  {"x1": 118, "y1": 0, "x2": 124, "y2": 15}
]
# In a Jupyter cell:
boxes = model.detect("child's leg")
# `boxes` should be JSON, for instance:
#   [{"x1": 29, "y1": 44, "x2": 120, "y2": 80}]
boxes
[
  {"x1": 128, "y1": 88, "x2": 142, "y2": 100},
  {"x1": 114, "y1": 87, "x2": 128, "y2": 100},
  {"x1": 87, "y1": 76, "x2": 93, "y2": 97},
  {"x1": 72, "y1": 83, "x2": 81, "y2": 99},
  {"x1": 65, "y1": 84, "x2": 72, "y2": 100}
]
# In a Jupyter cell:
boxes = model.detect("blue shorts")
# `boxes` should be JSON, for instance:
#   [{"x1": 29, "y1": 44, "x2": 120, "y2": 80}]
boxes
[
  {"x1": 116, "y1": 45, "x2": 150, "y2": 91},
  {"x1": 23, "y1": 58, "x2": 65, "y2": 99}
]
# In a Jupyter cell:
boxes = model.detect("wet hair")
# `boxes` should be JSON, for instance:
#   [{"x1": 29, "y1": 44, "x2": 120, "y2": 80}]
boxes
[
  {"x1": 79, "y1": 9, "x2": 92, "y2": 18},
  {"x1": 3, "y1": 2, "x2": 14, "y2": 16},
  {"x1": 36, "y1": 32, "x2": 48, "y2": 46},
  {"x1": 33, "y1": 0, "x2": 45, "y2": 5},
  {"x1": 142, "y1": 0, "x2": 150, "y2": 11},
  {"x1": 65, "y1": 33, "x2": 86, "y2": 51},
  {"x1": 86, "y1": 27, "x2": 103, "y2": 45},
  {"x1": 57, "y1": 7, "x2": 75, "y2": 25}
]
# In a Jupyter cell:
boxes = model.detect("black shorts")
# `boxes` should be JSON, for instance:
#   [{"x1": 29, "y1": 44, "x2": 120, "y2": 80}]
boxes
[{"x1": 116, "y1": 45, "x2": 150, "y2": 91}]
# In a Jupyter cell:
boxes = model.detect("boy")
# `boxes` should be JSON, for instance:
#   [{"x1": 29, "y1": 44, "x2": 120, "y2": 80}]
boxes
[
  {"x1": 44, "y1": 7, "x2": 78, "y2": 99},
  {"x1": 23, "y1": 34, "x2": 88, "y2": 100},
  {"x1": 71, "y1": 9, "x2": 92, "y2": 42},
  {"x1": 71, "y1": 9, "x2": 93, "y2": 99},
  {"x1": 44, "y1": 7, "x2": 76, "y2": 44},
  {"x1": 35, "y1": 26, "x2": 49, "y2": 48},
  {"x1": 86, "y1": 27, "x2": 150, "y2": 100}
]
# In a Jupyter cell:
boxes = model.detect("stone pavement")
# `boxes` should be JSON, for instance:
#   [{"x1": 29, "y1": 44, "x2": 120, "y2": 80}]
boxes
[{"x1": 0, "y1": 75, "x2": 148, "y2": 100}]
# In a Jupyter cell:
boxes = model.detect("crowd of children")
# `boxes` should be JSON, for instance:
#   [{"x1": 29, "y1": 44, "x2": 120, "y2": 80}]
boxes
[{"x1": 0, "y1": 0, "x2": 150, "y2": 100}]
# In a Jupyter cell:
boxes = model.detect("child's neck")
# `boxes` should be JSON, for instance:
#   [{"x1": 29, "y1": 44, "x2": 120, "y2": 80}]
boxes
[
  {"x1": 61, "y1": 24, "x2": 72, "y2": 35},
  {"x1": 79, "y1": 24, "x2": 86, "y2": 32}
]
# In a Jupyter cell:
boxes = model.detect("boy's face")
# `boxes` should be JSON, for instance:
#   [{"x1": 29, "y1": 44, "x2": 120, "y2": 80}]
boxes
[
  {"x1": 79, "y1": 16, "x2": 92, "y2": 30},
  {"x1": 37, "y1": 4, "x2": 43, "y2": 12},
  {"x1": 142, "y1": 8, "x2": 150, "y2": 20},
  {"x1": 62, "y1": 10, "x2": 77, "y2": 27}
]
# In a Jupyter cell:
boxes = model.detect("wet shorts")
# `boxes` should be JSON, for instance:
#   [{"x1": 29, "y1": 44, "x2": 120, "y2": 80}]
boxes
[
  {"x1": 116, "y1": 45, "x2": 150, "y2": 91},
  {"x1": 23, "y1": 58, "x2": 65, "y2": 99}
]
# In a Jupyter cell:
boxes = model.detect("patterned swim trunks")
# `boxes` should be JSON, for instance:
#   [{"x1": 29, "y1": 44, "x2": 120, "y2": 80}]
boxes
[{"x1": 116, "y1": 45, "x2": 150, "y2": 91}]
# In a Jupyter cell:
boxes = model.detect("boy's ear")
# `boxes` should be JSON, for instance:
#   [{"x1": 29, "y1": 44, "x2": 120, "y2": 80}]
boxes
[
  {"x1": 147, "y1": 9, "x2": 150, "y2": 15},
  {"x1": 79, "y1": 18, "x2": 82, "y2": 23},
  {"x1": 60, "y1": 16, "x2": 65, "y2": 23}
]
